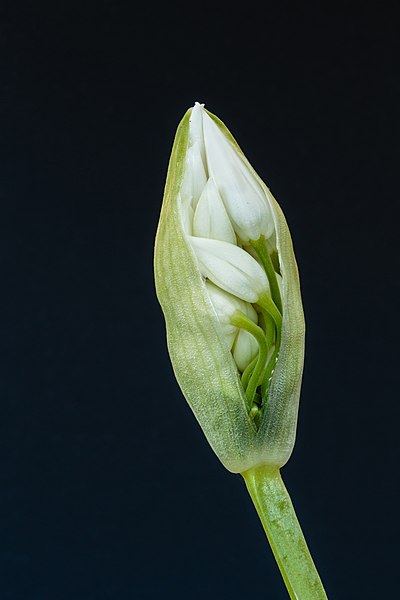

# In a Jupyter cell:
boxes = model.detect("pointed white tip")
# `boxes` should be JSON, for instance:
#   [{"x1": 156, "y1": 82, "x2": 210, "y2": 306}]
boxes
[{"x1": 194, "y1": 101, "x2": 205, "y2": 108}]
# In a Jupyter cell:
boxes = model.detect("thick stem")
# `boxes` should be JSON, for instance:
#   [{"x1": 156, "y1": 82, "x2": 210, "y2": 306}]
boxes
[{"x1": 242, "y1": 466, "x2": 328, "y2": 600}]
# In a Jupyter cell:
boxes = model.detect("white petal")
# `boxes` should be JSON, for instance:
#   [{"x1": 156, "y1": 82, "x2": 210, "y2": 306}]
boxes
[
  {"x1": 205, "y1": 282, "x2": 238, "y2": 333},
  {"x1": 206, "y1": 281, "x2": 240, "y2": 316},
  {"x1": 189, "y1": 103, "x2": 207, "y2": 170},
  {"x1": 205, "y1": 282, "x2": 259, "y2": 353},
  {"x1": 202, "y1": 111, "x2": 274, "y2": 242},
  {"x1": 233, "y1": 329, "x2": 259, "y2": 372},
  {"x1": 204, "y1": 282, "x2": 238, "y2": 349},
  {"x1": 186, "y1": 143, "x2": 207, "y2": 207},
  {"x1": 206, "y1": 281, "x2": 257, "y2": 321},
  {"x1": 189, "y1": 237, "x2": 269, "y2": 303},
  {"x1": 193, "y1": 178, "x2": 236, "y2": 244}
]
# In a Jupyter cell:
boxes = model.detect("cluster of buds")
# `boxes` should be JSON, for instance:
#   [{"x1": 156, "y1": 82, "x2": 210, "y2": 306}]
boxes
[
  {"x1": 181, "y1": 103, "x2": 283, "y2": 422},
  {"x1": 155, "y1": 104, "x2": 305, "y2": 473}
]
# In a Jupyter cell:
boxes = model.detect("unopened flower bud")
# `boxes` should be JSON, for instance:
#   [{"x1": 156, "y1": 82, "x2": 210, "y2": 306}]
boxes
[
  {"x1": 205, "y1": 281, "x2": 257, "y2": 352},
  {"x1": 189, "y1": 236, "x2": 269, "y2": 303},
  {"x1": 180, "y1": 142, "x2": 207, "y2": 209},
  {"x1": 202, "y1": 109, "x2": 274, "y2": 242},
  {"x1": 154, "y1": 103, "x2": 305, "y2": 473},
  {"x1": 189, "y1": 102, "x2": 206, "y2": 167},
  {"x1": 233, "y1": 329, "x2": 259, "y2": 372},
  {"x1": 193, "y1": 178, "x2": 236, "y2": 244}
]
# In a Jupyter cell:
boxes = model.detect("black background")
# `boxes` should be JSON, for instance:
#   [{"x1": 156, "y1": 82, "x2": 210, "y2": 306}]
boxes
[{"x1": 1, "y1": 1, "x2": 399, "y2": 598}]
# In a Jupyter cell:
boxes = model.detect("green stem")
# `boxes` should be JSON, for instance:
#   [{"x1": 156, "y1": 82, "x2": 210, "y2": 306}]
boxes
[
  {"x1": 257, "y1": 294, "x2": 282, "y2": 395},
  {"x1": 259, "y1": 307, "x2": 276, "y2": 349},
  {"x1": 241, "y1": 355, "x2": 257, "y2": 389},
  {"x1": 250, "y1": 236, "x2": 282, "y2": 312},
  {"x1": 257, "y1": 293, "x2": 282, "y2": 331},
  {"x1": 242, "y1": 466, "x2": 328, "y2": 600},
  {"x1": 261, "y1": 345, "x2": 279, "y2": 397},
  {"x1": 230, "y1": 311, "x2": 268, "y2": 407}
]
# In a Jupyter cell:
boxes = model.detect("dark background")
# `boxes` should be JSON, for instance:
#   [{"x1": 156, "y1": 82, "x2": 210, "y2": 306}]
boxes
[{"x1": 1, "y1": 1, "x2": 399, "y2": 598}]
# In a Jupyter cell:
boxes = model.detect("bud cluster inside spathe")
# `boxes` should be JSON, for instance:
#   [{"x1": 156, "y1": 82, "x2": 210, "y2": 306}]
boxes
[{"x1": 180, "y1": 102, "x2": 284, "y2": 424}]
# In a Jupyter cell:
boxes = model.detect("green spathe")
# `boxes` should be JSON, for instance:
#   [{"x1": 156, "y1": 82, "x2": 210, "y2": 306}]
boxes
[{"x1": 154, "y1": 107, "x2": 305, "y2": 473}]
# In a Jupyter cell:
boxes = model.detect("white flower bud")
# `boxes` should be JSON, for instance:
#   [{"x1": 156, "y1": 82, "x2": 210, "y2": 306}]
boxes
[
  {"x1": 193, "y1": 178, "x2": 236, "y2": 244},
  {"x1": 205, "y1": 281, "x2": 257, "y2": 347},
  {"x1": 189, "y1": 102, "x2": 207, "y2": 168},
  {"x1": 205, "y1": 281, "x2": 238, "y2": 346},
  {"x1": 189, "y1": 236, "x2": 270, "y2": 303},
  {"x1": 202, "y1": 109, "x2": 274, "y2": 242},
  {"x1": 233, "y1": 329, "x2": 259, "y2": 372},
  {"x1": 180, "y1": 142, "x2": 208, "y2": 209}
]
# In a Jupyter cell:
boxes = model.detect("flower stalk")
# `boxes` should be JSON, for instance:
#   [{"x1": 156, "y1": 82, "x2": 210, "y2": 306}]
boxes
[
  {"x1": 243, "y1": 466, "x2": 328, "y2": 600},
  {"x1": 154, "y1": 102, "x2": 328, "y2": 598}
]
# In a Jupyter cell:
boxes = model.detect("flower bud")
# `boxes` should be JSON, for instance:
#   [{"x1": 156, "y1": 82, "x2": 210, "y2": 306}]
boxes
[
  {"x1": 193, "y1": 178, "x2": 236, "y2": 244},
  {"x1": 202, "y1": 109, "x2": 274, "y2": 242},
  {"x1": 189, "y1": 102, "x2": 206, "y2": 167},
  {"x1": 205, "y1": 281, "x2": 257, "y2": 352},
  {"x1": 233, "y1": 329, "x2": 259, "y2": 372},
  {"x1": 189, "y1": 236, "x2": 269, "y2": 303},
  {"x1": 180, "y1": 142, "x2": 207, "y2": 210},
  {"x1": 154, "y1": 103, "x2": 305, "y2": 473}
]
